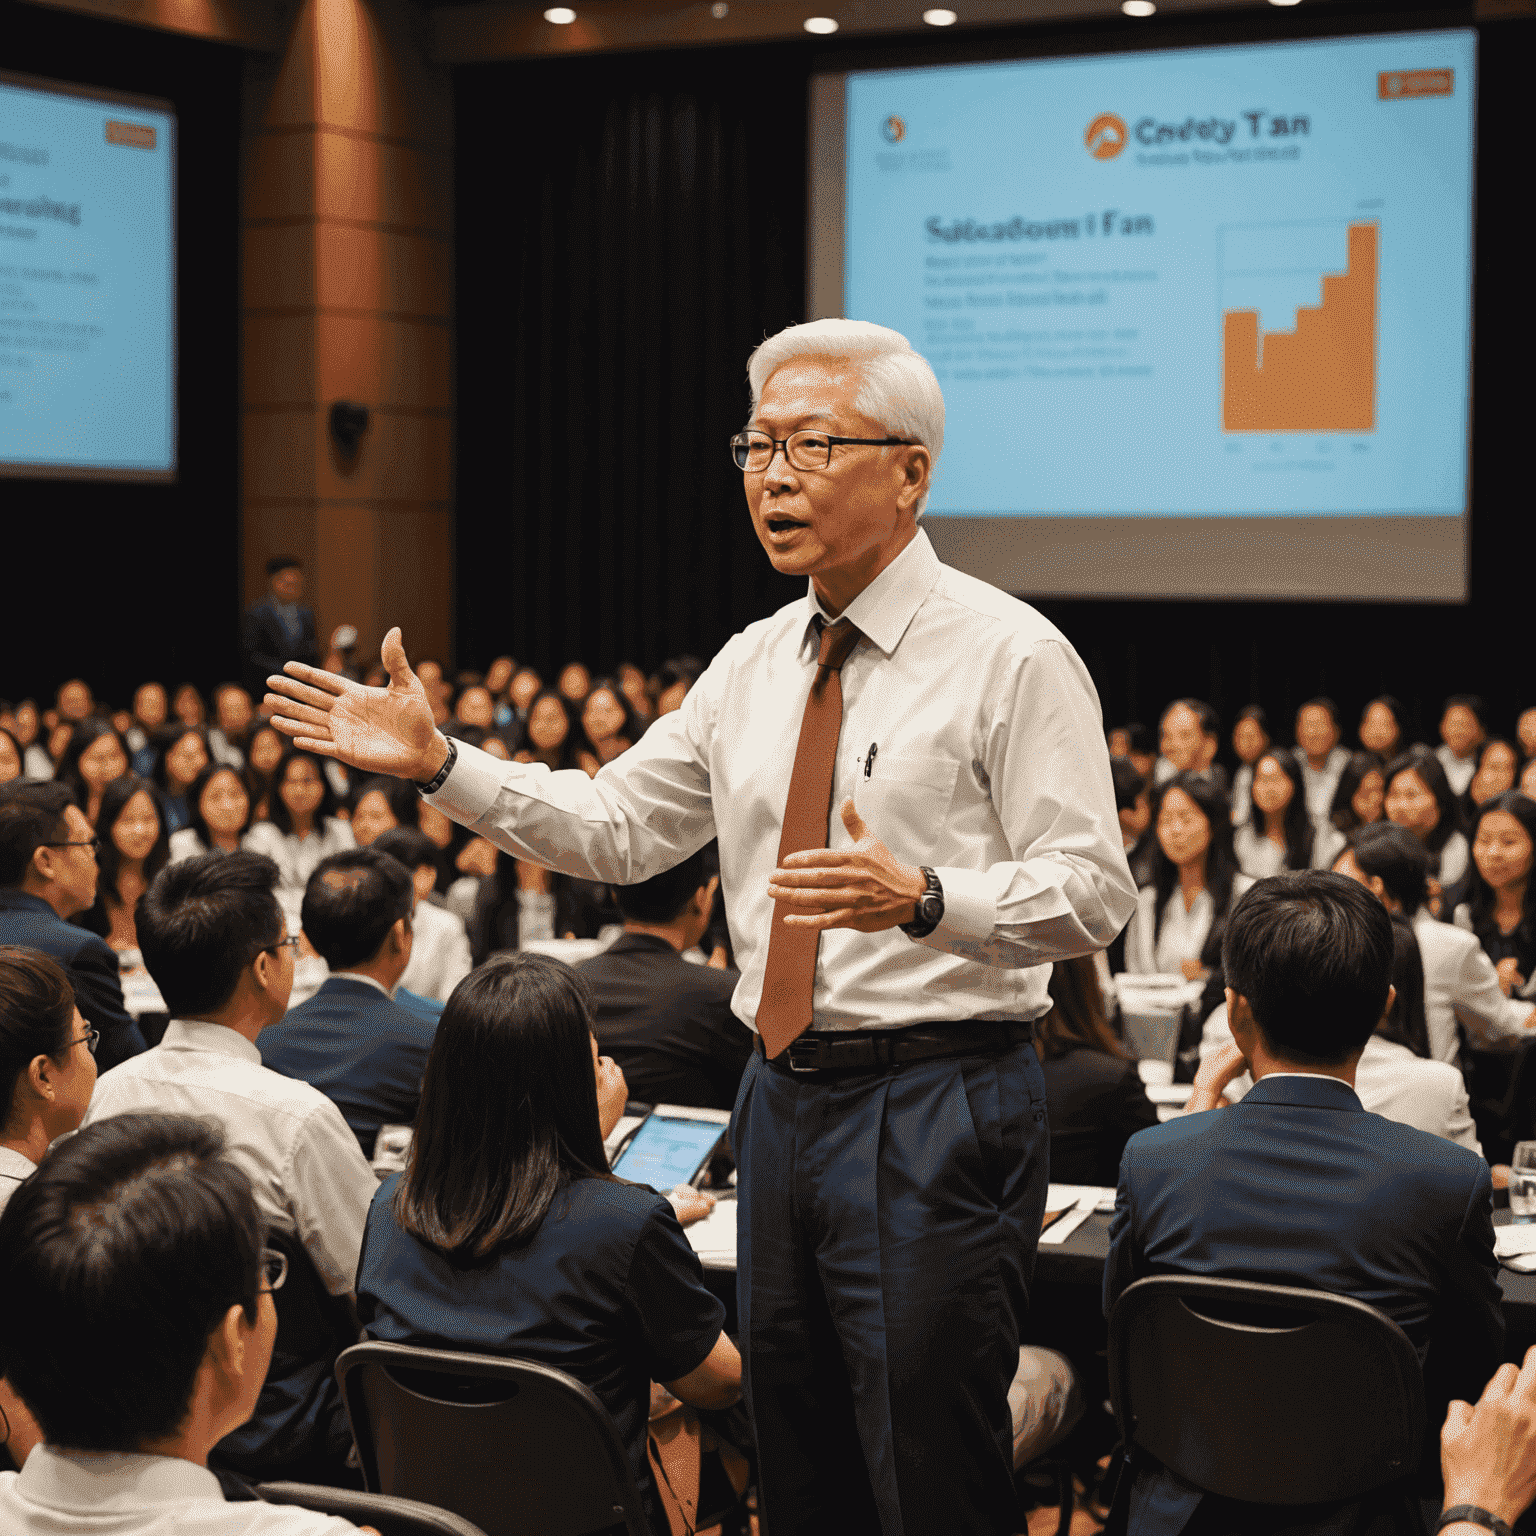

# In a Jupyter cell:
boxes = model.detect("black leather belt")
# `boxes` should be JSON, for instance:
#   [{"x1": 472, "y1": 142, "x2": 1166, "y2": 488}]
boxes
[{"x1": 754, "y1": 1019, "x2": 1035, "y2": 1075}]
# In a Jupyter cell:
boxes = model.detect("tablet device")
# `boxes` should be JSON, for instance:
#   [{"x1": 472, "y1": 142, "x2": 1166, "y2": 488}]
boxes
[{"x1": 609, "y1": 1105, "x2": 730, "y2": 1191}]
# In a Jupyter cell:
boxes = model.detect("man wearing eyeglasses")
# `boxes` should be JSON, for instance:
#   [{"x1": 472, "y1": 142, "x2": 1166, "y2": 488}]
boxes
[
  {"x1": 263, "y1": 318, "x2": 1137, "y2": 1535},
  {"x1": 0, "y1": 781, "x2": 146, "y2": 1070}
]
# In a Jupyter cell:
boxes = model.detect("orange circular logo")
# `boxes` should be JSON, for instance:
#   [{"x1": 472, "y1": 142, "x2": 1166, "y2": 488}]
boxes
[
  {"x1": 1085, "y1": 113, "x2": 1127, "y2": 160},
  {"x1": 882, "y1": 115, "x2": 906, "y2": 144}
]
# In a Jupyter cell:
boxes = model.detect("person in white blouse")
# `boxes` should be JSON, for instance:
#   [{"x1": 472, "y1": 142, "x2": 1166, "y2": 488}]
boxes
[
  {"x1": 0, "y1": 1113, "x2": 370, "y2": 1534},
  {"x1": 241, "y1": 747, "x2": 356, "y2": 934},
  {"x1": 370, "y1": 826, "x2": 472, "y2": 1003},
  {"x1": 1385, "y1": 746, "x2": 1471, "y2": 893},
  {"x1": 1122, "y1": 773, "x2": 1254, "y2": 979},
  {"x1": 1232, "y1": 747, "x2": 1314, "y2": 881},
  {"x1": 1437, "y1": 695, "x2": 1487, "y2": 800},
  {"x1": 1228, "y1": 706, "x2": 1271, "y2": 829},
  {"x1": 1313, "y1": 751, "x2": 1387, "y2": 875},
  {"x1": 167, "y1": 763, "x2": 254, "y2": 865},
  {"x1": 1334, "y1": 822, "x2": 1534, "y2": 1065},
  {"x1": 264, "y1": 317, "x2": 1138, "y2": 1536},
  {"x1": 1294, "y1": 697, "x2": 1352, "y2": 830}
]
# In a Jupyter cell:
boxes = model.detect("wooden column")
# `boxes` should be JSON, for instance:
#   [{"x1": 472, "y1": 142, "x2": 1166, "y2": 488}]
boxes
[{"x1": 241, "y1": 0, "x2": 453, "y2": 672}]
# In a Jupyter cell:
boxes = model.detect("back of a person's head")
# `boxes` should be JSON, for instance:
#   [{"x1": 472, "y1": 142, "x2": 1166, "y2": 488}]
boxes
[
  {"x1": 1036, "y1": 955, "x2": 1127, "y2": 1062},
  {"x1": 0, "y1": 947, "x2": 76, "y2": 1117},
  {"x1": 1351, "y1": 821, "x2": 1431, "y2": 915},
  {"x1": 396, "y1": 952, "x2": 610, "y2": 1262},
  {"x1": 615, "y1": 849, "x2": 709, "y2": 925},
  {"x1": 370, "y1": 825, "x2": 439, "y2": 875},
  {"x1": 1222, "y1": 871, "x2": 1393, "y2": 1065},
  {"x1": 0, "y1": 780, "x2": 74, "y2": 888},
  {"x1": 300, "y1": 846, "x2": 413, "y2": 970},
  {"x1": 137, "y1": 850, "x2": 283, "y2": 1017},
  {"x1": 0, "y1": 1112, "x2": 262, "y2": 1452},
  {"x1": 1110, "y1": 756, "x2": 1146, "y2": 812},
  {"x1": 1378, "y1": 913, "x2": 1431, "y2": 1059}
]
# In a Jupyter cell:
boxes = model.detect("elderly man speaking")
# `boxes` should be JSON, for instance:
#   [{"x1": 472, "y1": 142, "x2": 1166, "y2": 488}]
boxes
[{"x1": 265, "y1": 319, "x2": 1136, "y2": 1535}]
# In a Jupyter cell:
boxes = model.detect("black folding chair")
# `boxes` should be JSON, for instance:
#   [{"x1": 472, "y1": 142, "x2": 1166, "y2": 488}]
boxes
[
  {"x1": 258, "y1": 1482, "x2": 490, "y2": 1536},
  {"x1": 1107, "y1": 1275, "x2": 1425, "y2": 1516},
  {"x1": 335, "y1": 1340, "x2": 652, "y2": 1536}
]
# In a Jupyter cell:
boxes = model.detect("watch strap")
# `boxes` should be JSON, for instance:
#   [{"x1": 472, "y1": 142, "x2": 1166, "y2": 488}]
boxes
[
  {"x1": 900, "y1": 866, "x2": 944, "y2": 940},
  {"x1": 1438, "y1": 1507, "x2": 1514, "y2": 1536},
  {"x1": 414, "y1": 736, "x2": 458, "y2": 795}
]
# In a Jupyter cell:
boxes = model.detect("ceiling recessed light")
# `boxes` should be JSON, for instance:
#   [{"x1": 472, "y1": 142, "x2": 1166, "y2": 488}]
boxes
[
  {"x1": 711, "y1": 1, "x2": 729, "y2": 13},
  {"x1": 1121, "y1": 0, "x2": 1154, "y2": 13},
  {"x1": 803, "y1": 14, "x2": 839, "y2": 31},
  {"x1": 923, "y1": 7, "x2": 957, "y2": 23},
  {"x1": 544, "y1": 6, "x2": 576, "y2": 21}
]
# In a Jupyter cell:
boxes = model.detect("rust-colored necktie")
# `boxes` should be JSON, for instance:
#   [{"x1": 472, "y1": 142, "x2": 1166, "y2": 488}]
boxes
[{"x1": 756, "y1": 616, "x2": 863, "y2": 1059}]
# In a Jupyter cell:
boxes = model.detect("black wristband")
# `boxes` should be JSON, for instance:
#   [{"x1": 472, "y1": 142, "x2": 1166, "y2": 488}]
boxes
[
  {"x1": 414, "y1": 736, "x2": 457, "y2": 795},
  {"x1": 1438, "y1": 1506, "x2": 1514, "y2": 1536}
]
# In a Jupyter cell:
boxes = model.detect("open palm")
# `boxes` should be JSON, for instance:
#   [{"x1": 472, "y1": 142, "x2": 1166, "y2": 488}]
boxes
[{"x1": 263, "y1": 626, "x2": 441, "y2": 779}]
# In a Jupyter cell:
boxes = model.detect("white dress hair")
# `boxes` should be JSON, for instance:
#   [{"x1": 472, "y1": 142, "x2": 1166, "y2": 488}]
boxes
[{"x1": 745, "y1": 319, "x2": 944, "y2": 517}]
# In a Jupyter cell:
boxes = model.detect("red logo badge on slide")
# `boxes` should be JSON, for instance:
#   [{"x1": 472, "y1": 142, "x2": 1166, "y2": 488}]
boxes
[
  {"x1": 1085, "y1": 113, "x2": 1127, "y2": 159},
  {"x1": 882, "y1": 115, "x2": 907, "y2": 144}
]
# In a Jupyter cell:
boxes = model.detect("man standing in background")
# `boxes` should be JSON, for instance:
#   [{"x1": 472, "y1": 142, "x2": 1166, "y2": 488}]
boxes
[{"x1": 244, "y1": 556, "x2": 319, "y2": 707}]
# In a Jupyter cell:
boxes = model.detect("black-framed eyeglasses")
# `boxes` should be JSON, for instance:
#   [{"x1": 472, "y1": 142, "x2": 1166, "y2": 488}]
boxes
[
  {"x1": 730, "y1": 429, "x2": 912, "y2": 473},
  {"x1": 71, "y1": 1026, "x2": 100, "y2": 1057},
  {"x1": 258, "y1": 1248, "x2": 288, "y2": 1294},
  {"x1": 40, "y1": 837, "x2": 101, "y2": 857}
]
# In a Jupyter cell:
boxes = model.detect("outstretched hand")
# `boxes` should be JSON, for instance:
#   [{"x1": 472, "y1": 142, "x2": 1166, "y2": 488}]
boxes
[
  {"x1": 766, "y1": 798, "x2": 927, "y2": 934},
  {"x1": 263, "y1": 627, "x2": 447, "y2": 782}
]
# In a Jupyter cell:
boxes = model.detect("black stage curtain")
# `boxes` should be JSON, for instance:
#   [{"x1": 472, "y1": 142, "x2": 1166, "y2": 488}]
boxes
[
  {"x1": 454, "y1": 8, "x2": 1531, "y2": 750},
  {"x1": 0, "y1": 3, "x2": 242, "y2": 709}
]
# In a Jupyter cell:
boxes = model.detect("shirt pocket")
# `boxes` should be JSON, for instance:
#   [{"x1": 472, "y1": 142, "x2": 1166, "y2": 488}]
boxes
[{"x1": 855, "y1": 751, "x2": 962, "y2": 868}]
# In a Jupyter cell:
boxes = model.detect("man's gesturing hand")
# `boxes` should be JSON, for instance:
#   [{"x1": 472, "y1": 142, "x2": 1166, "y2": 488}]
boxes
[
  {"x1": 263, "y1": 626, "x2": 447, "y2": 782},
  {"x1": 1442, "y1": 1345, "x2": 1536, "y2": 1529},
  {"x1": 767, "y1": 798, "x2": 927, "y2": 934}
]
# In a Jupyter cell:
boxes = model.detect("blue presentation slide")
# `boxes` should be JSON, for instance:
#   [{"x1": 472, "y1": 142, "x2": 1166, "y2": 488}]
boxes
[
  {"x1": 0, "y1": 74, "x2": 175, "y2": 477},
  {"x1": 844, "y1": 31, "x2": 1475, "y2": 518}
]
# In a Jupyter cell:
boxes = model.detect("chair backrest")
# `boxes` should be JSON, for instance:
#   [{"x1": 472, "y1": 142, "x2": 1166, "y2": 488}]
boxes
[
  {"x1": 257, "y1": 1481, "x2": 491, "y2": 1536},
  {"x1": 335, "y1": 1340, "x2": 652, "y2": 1536},
  {"x1": 1107, "y1": 1275, "x2": 1425, "y2": 1506}
]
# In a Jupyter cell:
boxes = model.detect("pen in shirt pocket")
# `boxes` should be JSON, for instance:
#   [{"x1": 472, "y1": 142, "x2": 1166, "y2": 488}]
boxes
[{"x1": 864, "y1": 743, "x2": 878, "y2": 779}]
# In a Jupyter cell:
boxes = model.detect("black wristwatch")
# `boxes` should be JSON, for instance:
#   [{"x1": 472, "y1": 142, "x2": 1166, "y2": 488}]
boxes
[
  {"x1": 899, "y1": 867, "x2": 944, "y2": 940},
  {"x1": 414, "y1": 736, "x2": 458, "y2": 795},
  {"x1": 1438, "y1": 1507, "x2": 1514, "y2": 1536}
]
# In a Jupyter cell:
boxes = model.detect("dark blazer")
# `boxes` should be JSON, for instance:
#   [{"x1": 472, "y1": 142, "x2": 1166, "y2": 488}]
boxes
[
  {"x1": 576, "y1": 932, "x2": 752, "y2": 1111},
  {"x1": 0, "y1": 889, "x2": 146, "y2": 1070},
  {"x1": 1104, "y1": 1073, "x2": 1504, "y2": 1536},
  {"x1": 242, "y1": 596, "x2": 319, "y2": 697},
  {"x1": 260, "y1": 976, "x2": 437, "y2": 1158},
  {"x1": 1038, "y1": 1046, "x2": 1158, "y2": 1187}
]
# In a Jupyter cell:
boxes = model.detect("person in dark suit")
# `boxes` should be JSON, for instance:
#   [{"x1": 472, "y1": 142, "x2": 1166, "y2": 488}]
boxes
[
  {"x1": 577, "y1": 848, "x2": 751, "y2": 1111},
  {"x1": 260, "y1": 846, "x2": 436, "y2": 1159},
  {"x1": 1104, "y1": 870, "x2": 1504, "y2": 1536},
  {"x1": 243, "y1": 556, "x2": 320, "y2": 706},
  {"x1": 0, "y1": 782, "x2": 146, "y2": 1071}
]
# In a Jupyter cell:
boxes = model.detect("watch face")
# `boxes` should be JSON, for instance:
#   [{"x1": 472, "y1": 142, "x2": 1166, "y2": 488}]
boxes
[{"x1": 920, "y1": 894, "x2": 943, "y2": 923}]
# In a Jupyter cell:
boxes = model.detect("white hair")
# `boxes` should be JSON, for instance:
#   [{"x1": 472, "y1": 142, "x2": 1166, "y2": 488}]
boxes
[{"x1": 745, "y1": 319, "x2": 944, "y2": 518}]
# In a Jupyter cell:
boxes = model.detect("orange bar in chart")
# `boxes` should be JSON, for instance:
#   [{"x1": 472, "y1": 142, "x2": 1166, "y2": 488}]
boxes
[{"x1": 1222, "y1": 222, "x2": 1377, "y2": 432}]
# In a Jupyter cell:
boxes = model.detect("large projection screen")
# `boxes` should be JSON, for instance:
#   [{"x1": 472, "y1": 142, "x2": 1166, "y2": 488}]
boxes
[
  {"x1": 809, "y1": 29, "x2": 1476, "y2": 600},
  {"x1": 0, "y1": 70, "x2": 176, "y2": 482}
]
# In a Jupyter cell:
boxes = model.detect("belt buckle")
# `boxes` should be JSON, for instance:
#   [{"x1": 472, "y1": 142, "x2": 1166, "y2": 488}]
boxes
[{"x1": 785, "y1": 1037, "x2": 822, "y2": 1073}]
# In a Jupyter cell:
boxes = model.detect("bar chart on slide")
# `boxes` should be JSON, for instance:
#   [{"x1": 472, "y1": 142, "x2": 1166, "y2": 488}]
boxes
[{"x1": 1220, "y1": 220, "x2": 1379, "y2": 433}]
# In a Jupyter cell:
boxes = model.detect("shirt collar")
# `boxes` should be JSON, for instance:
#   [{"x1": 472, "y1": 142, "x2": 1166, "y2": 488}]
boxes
[
  {"x1": 157, "y1": 1019, "x2": 263, "y2": 1063},
  {"x1": 799, "y1": 527, "x2": 941, "y2": 663},
  {"x1": 0, "y1": 1145, "x2": 37, "y2": 1181},
  {"x1": 328, "y1": 971, "x2": 396, "y2": 1000},
  {"x1": 17, "y1": 1444, "x2": 224, "y2": 1510}
]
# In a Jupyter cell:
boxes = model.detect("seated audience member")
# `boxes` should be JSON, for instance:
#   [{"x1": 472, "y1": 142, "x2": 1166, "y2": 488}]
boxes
[
  {"x1": 1466, "y1": 739, "x2": 1520, "y2": 820},
  {"x1": 1456, "y1": 792, "x2": 1536, "y2": 999},
  {"x1": 616, "y1": 661, "x2": 655, "y2": 728},
  {"x1": 1232, "y1": 746, "x2": 1314, "y2": 879},
  {"x1": 125, "y1": 681, "x2": 169, "y2": 774},
  {"x1": 652, "y1": 655, "x2": 703, "y2": 717},
  {"x1": 1439, "y1": 695, "x2": 1489, "y2": 799},
  {"x1": 1200, "y1": 911, "x2": 1481, "y2": 1152},
  {"x1": 260, "y1": 848, "x2": 437, "y2": 1159},
  {"x1": 1036, "y1": 954, "x2": 1156, "y2": 1186},
  {"x1": 0, "y1": 1113, "x2": 374, "y2": 1533},
  {"x1": 1108, "y1": 872, "x2": 1503, "y2": 1535},
  {"x1": 556, "y1": 660, "x2": 591, "y2": 706},
  {"x1": 575, "y1": 676, "x2": 644, "y2": 778},
  {"x1": 1228, "y1": 705, "x2": 1270, "y2": 828},
  {"x1": 1359, "y1": 694, "x2": 1408, "y2": 761},
  {"x1": 9, "y1": 703, "x2": 53, "y2": 783},
  {"x1": 576, "y1": 849, "x2": 750, "y2": 1112},
  {"x1": 467, "y1": 845, "x2": 619, "y2": 963},
  {"x1": 1440, "y1": 1348, "x2": 1536, "y2": 1536},
  {"x1": 209, "y1": 684, "x2": 256, "y2": 771},
  {"x1": 42, "y1": 721, "x2": 73, "y2": 780},
  {"x1": 355, "y1": 952, "x2": 740, "y2": 1536},
  {"x1": 1386, "y1": 745, "x2": 1471, "y2": 891},
  {"x1": 1313, "y1": 750, "x2": 1386, "y2": 874},
  {"x1": 1120, "y1": 773, "x2": 1253, "y2": 981},
  {"x1": 243, "y1": 748, "x2": 356, "y2": 934},
  {"x1": 442, "y1": 682, "x2": 495, "y2": 741},
  {"x1": 170, "y1": 762, "x2": 256, "y2": 863},
  {"x1": 52, "y1": 678, "x2": 94, "y2": 725},
  {"x1": 83, "y1": 850, "x2": 378, "y2": 1486},
  {"x1": 1337, "y1": 822, "x2": 1534, "y2": 1064},
  {"x1": 54, "y1": 717, "x2": 130, "y2": 827},
  {"x1": 0, "y1": 727, "x2": 22, "y2": 786},
  {"x1": 514, "y1": 686, "x2": 581, "y2": 772},
  {"x1": 347, "y1": 774, "x2": 420, "y2": 847},
  {"x1": 507, "y1": 664, "x2": 542, "y2": 724},
  {"x1": 153, "y1": 723, "x2": 212, "y2": 835},
  {"x1": 1153, "y1": 699, "x2": 1227, "y2": 792},
  {"x1": 72, "y1": 773, "x2": 169, "y2": 954},
  {"x1": 173, "y1": 682, "x2": 208, "y2": 727},
  {"x1": 246, "y1": 724, "x2": 287, "y2": 819},
  {"x1": 1293, "y1": 696, "x2": 1351, "y2": 829},
  {"x1": 370, "y1": 827, "x2": 471, "y2": 1004},
  {"x1": 1518, "y1": 708, "x2": 1536, "y2": 768},
  {"x1": 1107, "y1": 722, "x2": 1157, "y2": 787},
  {"x1": 1522, "y1": 759, "x2": 1536, "y2": 804},
  {"x1": 1111, "y1": 756, "x2": 1154, "y2": 886},
  {"x1": 0, "y1": 782, "x2": 146, "y2": 1069}
]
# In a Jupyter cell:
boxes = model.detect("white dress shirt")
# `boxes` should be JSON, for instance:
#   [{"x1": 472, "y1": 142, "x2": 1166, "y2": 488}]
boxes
[
  {"x1": 424, "y1": 530, "x2": 1137, "y2": 1032},
  {"x1": 1197, "y1": 1011, "x2": 1481, "y2": 1154},
  {"x1": 397, "y1": 897, "x2": 472, "y2": 1002},
  {"x1": 82, "y1": 1020, "x2": 376, "y2": 1296},
  {"x1": 1232, "y1": 824, "x2": 1287, "y2": 880},
  {"x1": 1299, "y1": 746, "x2": 1351, "y2": 826},
  {"x1": 167, "y1": 827, "x2": 212, "y2": 866},
  {"x1": 1433, "y1": 830, "x2": 1470, "y2": 889},
  {"x1": 1121, "y1": 875, "x2": 1256, "y2": 976},
  {"x1": 1413, "y1": 909, "x2": 1535, "y2": 1063},
  {"x1": 1230, "y1": 763, "x2": 1253, "y2": 828},
  {"x1": 0, "y1": 1445, "x2": 357, "y2": 1534},
  {"x1": 0, "y1": 1145, "x2": 37, "y2": 1218}
]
